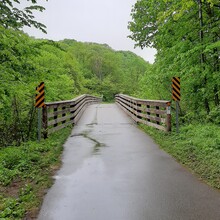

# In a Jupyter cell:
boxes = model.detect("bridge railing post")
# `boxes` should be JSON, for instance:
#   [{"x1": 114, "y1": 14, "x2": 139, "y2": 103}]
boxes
[
  {"x1": 137, "y1": 103, "x2": 142, "y2": 122},
  {"x1": 62, "y1": 106, "x2": 66, "y2": 124},
  {"x1": 156, "y1": 106, "x2": 160, "y2": 125},
  {"x1": 42, "y1": 106, "x2": 48, "y2": 139},
  {"x1": 53, "y1": 107, "x2": 58, "y2": 127},
  {"x1": 166, "y1": 102, "x2": 171, "y2": 132},
  {"x1": 146, "y1": 105, "x2": 150, "y2": 122},
  {"x1": 70, "y1": 102, "x2": 75, "y2": 124}
]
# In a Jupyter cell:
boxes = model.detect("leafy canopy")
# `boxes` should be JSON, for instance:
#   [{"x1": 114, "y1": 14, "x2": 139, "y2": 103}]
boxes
[{"x1": 0, "y1": 0, "x2": 47, "y2": 32}]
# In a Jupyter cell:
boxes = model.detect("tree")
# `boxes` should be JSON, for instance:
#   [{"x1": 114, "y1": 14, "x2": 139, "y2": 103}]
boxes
[
  {"x1": 0, "y1": 0, "x2": 47, "y2": 33},
  {"x1": 128, "y1": 0, "x2": 220, "y2": 117}
]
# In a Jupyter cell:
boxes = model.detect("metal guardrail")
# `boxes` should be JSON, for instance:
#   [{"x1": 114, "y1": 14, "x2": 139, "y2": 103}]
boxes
[
  {"x1": 42, "y1": 94, "x2": 102, "y2": 137},
  {"x1": 115, "y1": 94, "x2": 171, "y2": 132}
]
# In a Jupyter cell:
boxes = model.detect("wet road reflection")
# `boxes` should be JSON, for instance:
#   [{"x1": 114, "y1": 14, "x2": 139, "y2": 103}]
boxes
[{"x1": 38, "y1": 104, "x2": 220, "y2": 220}]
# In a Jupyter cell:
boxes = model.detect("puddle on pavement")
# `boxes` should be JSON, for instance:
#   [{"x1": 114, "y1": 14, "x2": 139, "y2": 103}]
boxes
[
  {"x1": 70, "y1": 132, "x2": 106, "y2": 155},
  {"x1": 88, "y1": 137, "x2": 106, "y2": 155},
  {"x1": 86, "y1": 122, "x2": 98, "y2": 127}
]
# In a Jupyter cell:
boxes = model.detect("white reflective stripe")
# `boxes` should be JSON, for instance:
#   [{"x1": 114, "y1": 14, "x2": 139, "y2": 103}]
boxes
[{"x1": 167, "y1": 106, "x2": 171, "y2": 114}]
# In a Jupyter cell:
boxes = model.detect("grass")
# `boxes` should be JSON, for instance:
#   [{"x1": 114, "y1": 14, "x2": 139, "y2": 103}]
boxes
[
  {"x1": 139, "y1": 123, "x2": 220, "y2": 190},
  {"x1": 1, "y1": 121, "x2": 219, "y2": 219},
  {"x1": 0, "y1": 127, "x2": 72, "y2": 219}
]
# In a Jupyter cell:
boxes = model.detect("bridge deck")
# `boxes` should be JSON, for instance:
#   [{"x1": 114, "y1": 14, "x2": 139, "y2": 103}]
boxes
[{"x1": 38, "y1": 104, "x2": 220, "y2": 220}]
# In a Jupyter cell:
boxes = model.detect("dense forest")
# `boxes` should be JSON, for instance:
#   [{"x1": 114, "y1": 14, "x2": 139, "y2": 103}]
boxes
[
  {"x1": 129, "y1": 0, "x2": 220, "y2": 122},
  {"x1": 0, "y1": 0, "x2": 219, "y2": 218},
  {"x1": 127, "y1": 0, "x2": 220, "y2": 192},
  {"x1": 0, "y1": 27, "x2": 150, "y2": 146},
  {"x1": 0, "y1": 0, "x2": 219, "y2": 147}
]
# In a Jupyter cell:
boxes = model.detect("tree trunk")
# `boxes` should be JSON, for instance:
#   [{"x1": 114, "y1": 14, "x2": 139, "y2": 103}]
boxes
[{"x1": 198, "y1": 0, "x2": 210, "y2": 114}]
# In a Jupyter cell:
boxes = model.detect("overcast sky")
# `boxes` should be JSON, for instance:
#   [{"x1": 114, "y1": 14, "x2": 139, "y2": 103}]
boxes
[{"x1": 24, "y1": 0, "x2": 156, "y2": 63}]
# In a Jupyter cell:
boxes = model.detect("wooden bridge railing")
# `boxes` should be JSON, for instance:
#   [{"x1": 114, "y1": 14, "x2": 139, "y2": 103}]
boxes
[
  {"x1": 42, "y1": 94, "x2": 102, "y2": 137},
  {"x1": 115, "y1": 94, "x2": 171, "y2": 132}
]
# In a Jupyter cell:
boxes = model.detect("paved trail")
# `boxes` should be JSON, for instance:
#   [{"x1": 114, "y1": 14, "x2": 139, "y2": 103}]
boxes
[{"x1": 38, "y1": 104, "x2": 220, "y2": 220}]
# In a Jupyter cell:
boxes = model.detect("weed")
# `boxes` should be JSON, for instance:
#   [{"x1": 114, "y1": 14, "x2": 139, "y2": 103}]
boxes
[
  {"x1": 139, "y1": 123, "x2": 220, "y2": 189},
  {"x1": 0, "y1": 127, "x2": 71, "y2": 219}
]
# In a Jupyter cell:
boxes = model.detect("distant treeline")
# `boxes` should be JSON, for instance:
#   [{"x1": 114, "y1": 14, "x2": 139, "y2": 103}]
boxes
[
  {"x1": 0, "y1": 26, "x2": 150, "y2": 147},
  {"x1": 1, "y1": 0, "x2": 219, "y2": 147}
]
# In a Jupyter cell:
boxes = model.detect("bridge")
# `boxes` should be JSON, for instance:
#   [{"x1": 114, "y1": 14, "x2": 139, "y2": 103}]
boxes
[{"x1": 38, "y1": 95, "x2": 220, "y2": 220}]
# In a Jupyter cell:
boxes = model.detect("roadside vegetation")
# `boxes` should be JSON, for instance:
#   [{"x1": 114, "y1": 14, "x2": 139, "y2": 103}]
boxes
[
  {"x1": 0, "y1": 127, "x2": 71, "y2": 219},
  {"x1": 140, "y1": 123, "x2": 220, "y2": 190},
  {"x1": 0, "y1": 28, "x2": 149, "y2": 147},
  {"x1": 0, "y1": 0, "x2": 219, "y2": 219},
  {"x1": 129, "y1": 0, "x2": 219, "y2": 190}
]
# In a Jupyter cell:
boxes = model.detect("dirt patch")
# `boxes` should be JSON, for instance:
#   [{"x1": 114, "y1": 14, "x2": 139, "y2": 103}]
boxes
[{"x1": 0, "y1": 178, "x2": 23, "y2": 198}]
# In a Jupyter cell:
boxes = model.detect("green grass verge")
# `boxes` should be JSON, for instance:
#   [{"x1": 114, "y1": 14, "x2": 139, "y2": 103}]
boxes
[
  {"x1": 139, "y1": 123, "x2": 220, "y2": 190},
  {"x1": 0, "y1": 127, "x2": 72, "y2": 219}
]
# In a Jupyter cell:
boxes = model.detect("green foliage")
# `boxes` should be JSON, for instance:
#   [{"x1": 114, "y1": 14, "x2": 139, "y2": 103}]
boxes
[
  {"x1": 140, "y1": 123, "x2": 220, "y2": 189},
  {"x1": 206, "y1": 106, "x2": 220, "y2": 124},
  {"x1": 60, "y1": 40, "x2": 151, "y2": 101},
  {"x1": 0, "y1": 0, "x2": 47, "y2": 33},
  {"x1": 0, "y1": 2, "x2": 219, "y2": 216},
  {"x1": 0, "y1": 25, "x2": 150, "y2": 146},
  {"x1": 0, "y1": 127, "x2": 71, "y2": 219},
  {"x1": 0, "y1": 197, "x2": 25, "y2": 219},
  {"x1": 129, "y1": 0, "x2": 220, "y2": 119}
]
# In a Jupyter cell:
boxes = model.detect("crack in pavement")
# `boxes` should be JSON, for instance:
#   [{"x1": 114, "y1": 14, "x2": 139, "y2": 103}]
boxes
[{"x1": 71, "y1": 132, "x2": 106, "y2": 154}]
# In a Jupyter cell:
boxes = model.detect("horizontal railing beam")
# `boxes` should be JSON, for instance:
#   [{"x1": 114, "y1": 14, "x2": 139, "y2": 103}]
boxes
[
  {"x1": 115, "y1": 94, "x2": 171, "y2": 132},
  {"x1": 42, "y1": 94, "x2": 102, "y2": 137}
]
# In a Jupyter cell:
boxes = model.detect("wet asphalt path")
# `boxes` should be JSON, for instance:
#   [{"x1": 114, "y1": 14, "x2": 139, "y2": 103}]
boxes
[{"x1": 38, "y1": 104, "x2": 220, "y2": 220}]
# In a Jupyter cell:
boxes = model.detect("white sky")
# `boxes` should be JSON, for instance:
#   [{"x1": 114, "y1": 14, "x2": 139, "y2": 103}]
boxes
[{"x1": 23, "y1": 0, "x2": 156, "y2": 63}]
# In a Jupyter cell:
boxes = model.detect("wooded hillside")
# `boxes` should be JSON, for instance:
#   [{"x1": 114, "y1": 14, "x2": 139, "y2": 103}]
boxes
[
  {"x1": 0, "y1": 1, "x2": 219, "y2": 218},
  {"x1": 129, "y1": 0, "x2": 220, "y2": 124},
  {"x1": 0, "y1": 0, "x2": 219, "y2": 150},
  {"x1": 0, "y1": 28, "x2": 150, "y2": 147}
]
